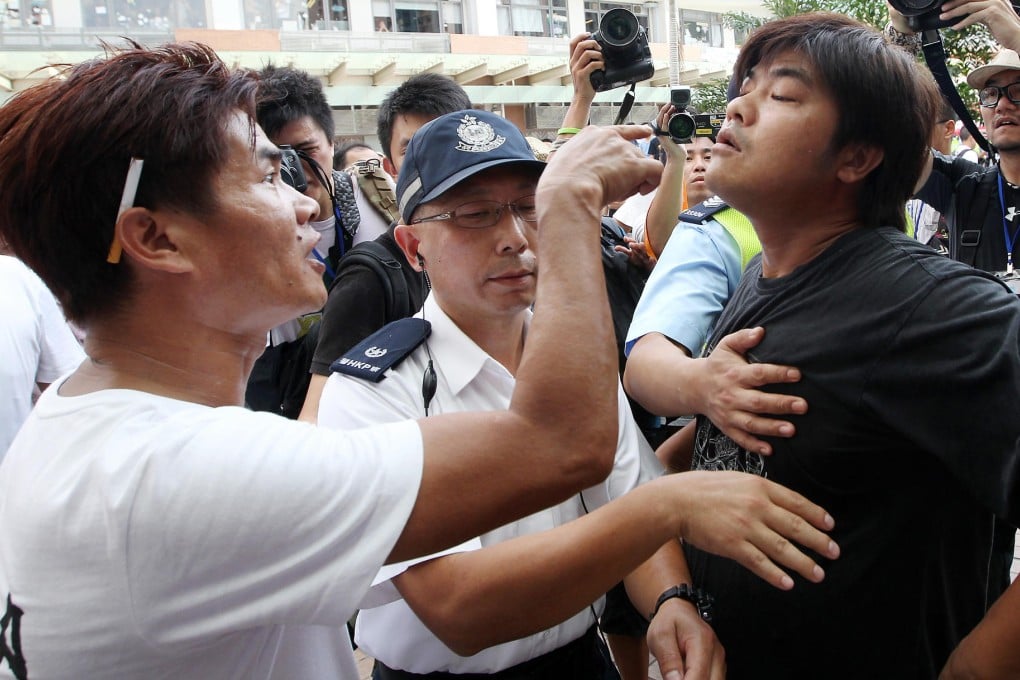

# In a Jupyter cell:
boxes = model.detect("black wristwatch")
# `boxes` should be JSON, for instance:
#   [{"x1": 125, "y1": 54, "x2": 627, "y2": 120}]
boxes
[{"x1": 649, "y1": 584, "x2": 714, "y2": 623}]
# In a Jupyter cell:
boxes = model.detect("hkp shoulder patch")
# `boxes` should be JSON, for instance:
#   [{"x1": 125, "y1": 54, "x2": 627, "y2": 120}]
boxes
[
  {"x1": 330, "y1": 317, "x2": 431, "y2": 383},
  {"x1": 678, "y1": 195, "x2": 729, "y2": 224}
]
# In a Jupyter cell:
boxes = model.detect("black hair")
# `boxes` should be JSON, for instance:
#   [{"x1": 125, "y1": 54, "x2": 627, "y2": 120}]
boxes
[
  {"x1": 0, "y1": 42, "x2": 258, "y2": 325},
  {"x1": 334, "y1": 141, "x2": 375, "y2": 168},
  {"x1": 377, "y1": 73, "x2": 471, "y2": 162},
  {"x1": 256, "y1": 64, "x2": 334, "y2": 141},
  {"x1": 734, "y1": 13, "x2": 940, "y2": 231}
]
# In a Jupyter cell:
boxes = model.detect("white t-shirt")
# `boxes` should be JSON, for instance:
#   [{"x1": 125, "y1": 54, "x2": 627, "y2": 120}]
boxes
[
  {"x1": 0, "y1": 380, "x2": 423, "y2": 679},
  {"x1": 318, "y1": 295, "x2": 659, "y2": 674},
  {"x1": 0, "y1": 255, "x2": 84, "y2": 456},
  {"x1": 612, "y1": 188, "x2": 657, "y2": 239}
]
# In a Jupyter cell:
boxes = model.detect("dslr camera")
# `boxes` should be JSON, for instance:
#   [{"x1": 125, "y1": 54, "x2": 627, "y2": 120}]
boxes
[
  {"x1": 654, "y1": 87, "x2": 726, "y2": 144},
  {"x1": 589, "y1": 8, "x2": 654, "y2": 93},
  {"x1": 279, "y1": 145, "x2": 308, "y2": 194},
  {"x1": 887, "y1": 0, "x2": 955, "y2": 31}
]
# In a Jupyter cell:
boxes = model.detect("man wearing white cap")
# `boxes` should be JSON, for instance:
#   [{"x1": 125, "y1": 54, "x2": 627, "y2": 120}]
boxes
[{"x1": 891, "y1": 0, "x2": 1020, "y2": 277}]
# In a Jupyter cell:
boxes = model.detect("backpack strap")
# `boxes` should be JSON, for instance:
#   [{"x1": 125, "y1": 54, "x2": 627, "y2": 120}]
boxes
[
  {"x1": 330, "y1": 317, "x2": 431, "y2": 382},
  {"x1": 332, "y1": 170, "x2": 361, "y2": 252},
  {"x1": 349, "y1": 159, "x2": 400, "y2": 224},
  {"x1": 331, "y1": 239, "x2": 411, "y2": 321},
  {"x1": 951, "y1": 170, "x2": 997, "y2": 267}
]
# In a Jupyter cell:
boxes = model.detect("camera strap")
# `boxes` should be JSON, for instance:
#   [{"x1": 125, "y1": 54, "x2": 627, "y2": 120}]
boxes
[
  {"x1": 920, "y1": 29, "x2": 994, "y2": 156},
  {"x1": 613, "y1": 83, "x2": 637, "y2": 125}
]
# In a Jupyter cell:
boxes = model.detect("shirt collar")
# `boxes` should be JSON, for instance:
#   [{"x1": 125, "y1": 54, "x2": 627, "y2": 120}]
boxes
[{"x1": 422, "y1": 294, "x2": 529, "y2": 396}]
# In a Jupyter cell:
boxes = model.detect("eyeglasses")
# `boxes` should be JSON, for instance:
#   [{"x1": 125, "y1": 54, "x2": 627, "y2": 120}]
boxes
[
  {"x1": 978, "y1": 82, "x2": 1020, "y2": 108},
  {"x1": 411, "y1": 195, "x2": 538, "y2": 229}
]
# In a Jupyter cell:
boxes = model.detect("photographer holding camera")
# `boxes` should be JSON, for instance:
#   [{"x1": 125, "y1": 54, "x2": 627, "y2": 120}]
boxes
[{"x1": 890, "y1": 0, "x2": 1020, "y2": 288}]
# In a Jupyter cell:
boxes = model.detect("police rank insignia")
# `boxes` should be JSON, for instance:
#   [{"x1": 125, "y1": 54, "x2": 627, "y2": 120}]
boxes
[{"x1": 456, "y1": 114, "x2": 505, "y2": 153}]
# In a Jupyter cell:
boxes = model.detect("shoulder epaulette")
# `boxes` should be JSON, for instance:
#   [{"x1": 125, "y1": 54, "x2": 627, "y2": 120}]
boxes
[
  {"x1": 330, "y1": 317, "x2": 431, "y2": 383},
  {"x1": 678, "y1": 195, "x2": 729, "y2": 224}
]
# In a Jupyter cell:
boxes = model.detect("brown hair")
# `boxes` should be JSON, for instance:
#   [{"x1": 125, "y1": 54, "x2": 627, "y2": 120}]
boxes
[
  {"x1": 0, "y1": 41, "x2": 259, "y2": 325},
  {"x1": 734, "y1": 13, "x2": 941, "y2": 231}
]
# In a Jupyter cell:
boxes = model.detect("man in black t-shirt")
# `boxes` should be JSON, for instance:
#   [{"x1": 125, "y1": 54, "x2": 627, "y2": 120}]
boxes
[
  {"x1": 689, "y1": 14, "x2": 1020, "y2": 679},
  {"x1": 893, "y1": 1, "x2": 1020, "y2": 274}
]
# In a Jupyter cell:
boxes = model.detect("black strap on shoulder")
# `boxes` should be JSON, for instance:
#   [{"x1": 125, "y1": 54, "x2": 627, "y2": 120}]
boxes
[
  {"x1": 951, "y1": 171, "x2": 997, "y2": 267},
  {"x1": 331, "y1": 239, "x2": 411, "y2": 320},
  {"x1": 920, "y1": 30, "x2": 993, "y2": 156}
]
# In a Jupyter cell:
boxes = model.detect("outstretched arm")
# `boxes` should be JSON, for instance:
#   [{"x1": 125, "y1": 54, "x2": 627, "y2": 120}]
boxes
[
  {"x1": 390, "y1": 125, "x2": 661, "y2": 563},
  {"x1": 391, "y1": 471, "x2": 838, "y2": 662}
]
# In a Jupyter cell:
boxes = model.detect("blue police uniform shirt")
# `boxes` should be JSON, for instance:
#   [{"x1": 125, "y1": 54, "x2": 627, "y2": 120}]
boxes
[{"x1": 625, "y1": 218, "x2": 742, "y2": 357}]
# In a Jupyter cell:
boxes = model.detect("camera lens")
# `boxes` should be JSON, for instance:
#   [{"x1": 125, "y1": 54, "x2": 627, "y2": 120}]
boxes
[
  {"x1": 889, "y1": 0, "x2": 939, "y2": 12},
  {"x1": 666, "y1": 112, "x2": 696, "y2": 143},
  {"x1": 599, "y1": 8, "x2": 639, "y2": 47}
]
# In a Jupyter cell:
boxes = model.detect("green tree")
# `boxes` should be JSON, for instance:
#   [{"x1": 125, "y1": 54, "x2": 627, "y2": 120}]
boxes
[
  {"x1": 719, "y1": 0, "x2": 1000, "y2": 123},
  {"x1": 692, "y1": 77, "x2": 729, "y2": 113}
]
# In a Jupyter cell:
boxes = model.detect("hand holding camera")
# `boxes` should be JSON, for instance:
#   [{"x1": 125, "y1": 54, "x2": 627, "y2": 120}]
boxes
[
  {"x1": 588, "y1": 8, "x2": 654, "y2": 92},
  {"x1": 648, "y1": 87, "x2": 725, "y2": 144},
  {"x1": 888, "y1": 0, "x2": 1020, "y2": 37}
]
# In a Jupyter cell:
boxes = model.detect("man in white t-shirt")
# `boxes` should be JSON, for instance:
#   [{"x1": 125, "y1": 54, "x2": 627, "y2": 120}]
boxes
[
  {"x1": 0, "y1": 254, "x2": 84, "y2": 455},
  {"x1": 0, "y1": 43, "x2": 838, "y2": 679}
]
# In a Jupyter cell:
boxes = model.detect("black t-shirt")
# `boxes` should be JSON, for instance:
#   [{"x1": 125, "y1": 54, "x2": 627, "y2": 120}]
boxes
[
  {"x1": 685, "y1": 227, "x2": 1020, "y2": 679},
  {"x1": 310, "y1": 229, "x2": 425, "y2": 376}
]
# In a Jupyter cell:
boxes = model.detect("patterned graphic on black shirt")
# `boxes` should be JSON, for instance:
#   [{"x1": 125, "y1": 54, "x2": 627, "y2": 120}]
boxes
[
  {"x1": 1004, "y1": 181, "x2": 1020, "y2": 223},
  {"x1": 0, "y1": 594, "x2": 26, "y2": 680},
  {"x1": 692, "y1": 416, "x2": 767, "y2": 477}
]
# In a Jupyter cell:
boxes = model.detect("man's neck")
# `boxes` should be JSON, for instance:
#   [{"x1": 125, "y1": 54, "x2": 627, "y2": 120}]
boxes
[
  {"x1": 446, "y1": 307, "x2": 529, "y2": 376},
  {"x1": 62, "y1": 315, "x2": 265, "y2": 407},
  {"x1": 752, "y1": 211, "x2": 861, "y2": 279},
  {"x1": 999, "y1": 150, "x2": 1020, "y2": 185}
]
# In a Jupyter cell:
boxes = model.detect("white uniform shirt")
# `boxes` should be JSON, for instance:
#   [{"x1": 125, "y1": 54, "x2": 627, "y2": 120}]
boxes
[
  {"x1": 0, "y1": 255, "x2": 84, "y2": 456},
  {"x1": 318, "y1": 295, "x2": 659, "y2": 674},
  {"x1": 0, "y1": 380, "x2": 422, "y2": 679}
]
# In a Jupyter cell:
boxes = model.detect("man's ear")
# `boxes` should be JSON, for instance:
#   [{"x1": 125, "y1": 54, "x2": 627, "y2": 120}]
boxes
[
  {"x1": 383, "y1": 156, "x2": 398, "y2": 179},
  {"x1": 114, "y1": 207, "x2": 193, "y2": 274},
  {"x1": 941, "y1": 119, "x2": 957, "y2": 143},
  {"x1": 835, "y1": 143, "x2": 884, "y2": 185},
  {"x1": 393, "y1": 224, "x2": 423, "y2": 270}
]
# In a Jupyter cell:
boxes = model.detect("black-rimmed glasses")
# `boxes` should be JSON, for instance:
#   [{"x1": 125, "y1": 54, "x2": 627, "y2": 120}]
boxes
[
  {"x1": 411, "y1": 195, "x2": 538, "y2": 229},
  {"x1": 979, "y1": 82, "x2": 1020, "y2": 108}
]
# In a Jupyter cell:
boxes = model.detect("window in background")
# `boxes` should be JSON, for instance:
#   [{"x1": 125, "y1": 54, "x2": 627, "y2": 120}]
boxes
[
  {"x1": 497, "y1": 0, "x2": 567, "y2": 38},
  {"x1": 679, "y1": 9, "x2": 723, "y2": 48},
  {"x1": 375, "y1": 0, "x2": 462, "y2": 33},
  {"x1": 306, "y1": 0, "x2": 348, "y2": 29}
]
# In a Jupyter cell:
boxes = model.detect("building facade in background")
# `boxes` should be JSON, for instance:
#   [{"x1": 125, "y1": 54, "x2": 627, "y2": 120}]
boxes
[{"x1": 0, "y1": 0, "x2": 767, "y2": 146}]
